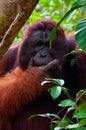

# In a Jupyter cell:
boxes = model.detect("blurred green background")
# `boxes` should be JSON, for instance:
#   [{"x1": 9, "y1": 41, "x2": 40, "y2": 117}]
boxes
[{"x1": 14, "y1": 0, "x2": 83, "y2": 42}]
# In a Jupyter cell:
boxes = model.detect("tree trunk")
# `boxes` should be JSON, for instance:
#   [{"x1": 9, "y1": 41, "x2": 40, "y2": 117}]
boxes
[{"x1": 0, "y1": 0, "x2": 39, "y2": 59}]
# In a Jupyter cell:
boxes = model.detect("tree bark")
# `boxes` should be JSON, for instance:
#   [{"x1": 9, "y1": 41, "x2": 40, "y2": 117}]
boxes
[
  {"x1": 0, "y1": 0, "x2": 39, "y2": 59},
  {"x1": 0, "y1": 0, "x2": 18, "y2": 41}
]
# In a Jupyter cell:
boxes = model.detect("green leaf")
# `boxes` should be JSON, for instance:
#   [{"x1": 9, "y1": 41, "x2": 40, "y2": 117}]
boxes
[
  {"x1": 82, "y1": 3, "x2": 86, "y2": 15},
  {"x1": 66, "y1": 123, "x2": 79, "y2": 129},
  {"x1": 72, "y1": 0, "x2": 86, "y2": 7},
  {"x1": 28, "y1": 114, "x2": 37, "y2": 120},
  {"x1": 59, "y1": 118, "x2": 72, "y2": 127},
  {"x1": 45, "y1": 78, "x2": 65, "y2": 86},
  {"x1": 64, "y1": 50, "x2": 78, "y2": 57},
  {"x1": 71, "y1": 58, "x2": 76, "y2": 67},
  {"x1": 62, "y1": 87, "x2": 71, "y2": 99},
  {"x1": 79, "y1": 118, "x2": 86, "y2": 127},
  {"x1": 71, "y1": 127, "x2": 86, "y2": 130},
  {"x1": 50, "y1": 124, "x2": 54, "y2": 130},
  {"x1": 59, "y1": 99, "x2": 75, "y2": 107},
  {"x1": 73, "y1": 104, "x2": 86, "y2": 118},
  {"x1": 50, "y1": 86, "x2": 62, "y2": 100},
  {"x1": 75, "y1": 18, "x2": 86, "y2": 53},
  {"x1": 54, "y1": 126, "x2": 64, "y2": 130},
  {"x1": 62, "y1": 87, "x2": 69, "y2": 94},
  {"x1": 52, "y1": 79, "x2": 64, "y2": 86},
  {"x1": 50, "y1": 23, "x2": 59, "y2": 48},
  {"x1": 76, "y1": 89, "x2": 85, "y2": 98}
]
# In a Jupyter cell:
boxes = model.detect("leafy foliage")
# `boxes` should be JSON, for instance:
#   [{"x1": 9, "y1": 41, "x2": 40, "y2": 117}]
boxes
[
  {"x1": 75, "y1": 18, "x2": 86, "y2": 53},
  {"x1": 50, "y1": 0, "x2": 86, "y2": 48},
  {"x1": 59, "y1": 99, "x2": 75, "y2": 107},
  {"x1": 41, "y1": 78, "x2": 86, "y2": 130},
  {"x1": 42, "y1": 78, "x2": 65, "y2": 100}
]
